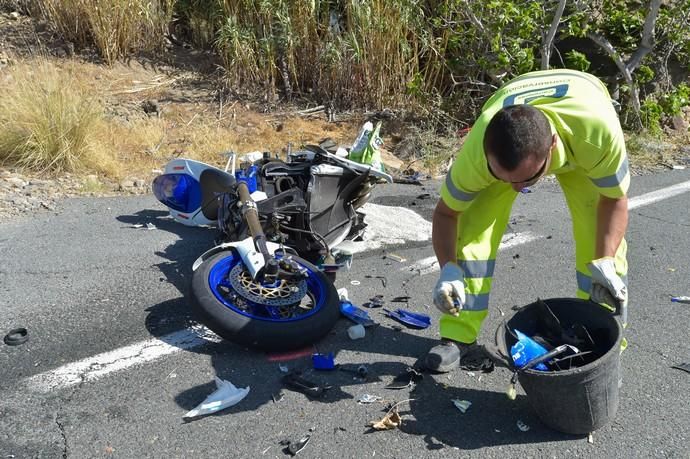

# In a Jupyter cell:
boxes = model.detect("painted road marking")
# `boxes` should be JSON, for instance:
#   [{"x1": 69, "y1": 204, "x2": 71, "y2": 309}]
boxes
[
  {"x1": 26, "y1": 325, "x2": 220, "y2": 393},
  {"x1": 403, "y1": 231, "x2": 540, "y2": 275},
  {"x1": 23, "y1": 177, "x2": 690, "y2": 392},
  {"x1": 628, "y1": 179, "x2": 690, "y2": 210}
]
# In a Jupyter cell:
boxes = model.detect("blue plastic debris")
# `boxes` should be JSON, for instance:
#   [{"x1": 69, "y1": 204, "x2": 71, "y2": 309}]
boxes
[
  {"x1": 671, "y1": 296, "x2": 690, "y2": 304},
  {"x1": 520, "y1": 187, "x2": 532, "y2": 194},
  {"x1": 383, "y1": 308, "x2": 431, "y2": 329},
  {"x1": 510, "y1": 330, "x2": 548, "y2": 371},
  {"x1": 340, "y1": 301, "x2": 376, "y2": 327},
  {"x1": 312, "y1": 352, "x2": 336, "y2": 370}
]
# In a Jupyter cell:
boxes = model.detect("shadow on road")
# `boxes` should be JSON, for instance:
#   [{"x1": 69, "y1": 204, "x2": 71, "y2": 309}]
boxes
[{"x1": 116, "y1": 209, "x2": 217, "y2": 294}]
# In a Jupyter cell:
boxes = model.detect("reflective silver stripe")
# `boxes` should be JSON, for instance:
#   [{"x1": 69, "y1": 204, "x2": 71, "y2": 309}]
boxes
[
  {"x1": 590, "y1": 157, "x2": 629, "y2": 188},
  {"x1": 464, "y1": 293, "x2": 489, "y2": 311},
  {"x1": 445, "y1": 173, "x2": 477, "y2": 202},
  {"x1": 577, "y1": 271, "x2": 592, "y2": 293},
  {"x1": 458, "y1": 259, "x2": 496, "y2": 279},
  {"x1": 577, "y1": 270, "x2": 628, "y2": 292}
]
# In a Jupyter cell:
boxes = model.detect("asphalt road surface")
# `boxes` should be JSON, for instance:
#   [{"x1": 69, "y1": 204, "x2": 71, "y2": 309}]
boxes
[{"x1": 1, "y1": 170, "x2": 689, "y2": 458}]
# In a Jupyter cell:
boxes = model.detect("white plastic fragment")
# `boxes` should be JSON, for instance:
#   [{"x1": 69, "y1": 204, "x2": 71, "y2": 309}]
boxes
[
  {"x1": 358, "y1": 394, "x2": 383, "y2": 404},
  {"x1": 672, "y1": 165, "x2": 686, "y2": 170},
  {"x1": 466, "y1": 371, "x2": 475, "y2": 378},
  {"x1": 278, "y1": 364, "x2": 289, "y2": 373},
  {"x1": 337, "y1": 288, "x2": 349, "y2": 301},
  {"x1": 183, "y1": 377, "x2": 250, "y2": 419},
  {"x1": 146, "y1": 222, "x2": 157, "y2": 230},
  {"x1": 588, "y1": 433, "x2": 594, "y2": 444},
  {"x1": 517, "y1": 419, "x2": 530, "y2": 432},
  {"x1": 350, "y1": 280, "x2": 361, "y2": 286},
  {"x1": 452, "y1": 399, "x2": 472, "y2": 413}
]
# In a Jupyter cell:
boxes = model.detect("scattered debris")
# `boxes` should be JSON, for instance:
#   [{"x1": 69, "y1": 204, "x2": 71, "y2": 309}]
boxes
[
  {"x1": 519, "y1": 187, "x2": 532, "y2": 194},
  {"x1": 383, "y1": 308, "x2": 431, "y2": 329},
  {"x1": 3, "y1": 327, "x2": 28, "y2": 346},
  {"x1": 385, "y1": 253, "x2": 407, "y2": 263},
  {"x1": 340, "y1": 364, "x2": 369, "y2": 379},
  {"x1": 451, "y1": 399, "x2": 472, "y2": 413},
  {"x1": 347, "y1": 324, "x2": 366, "y2": 340},
  {"x1": 267, "y1": 346, "x2": 315, "y2": 362},
  {"x1": 146, "y1": 222, "x2": 157, "y2": 230},
  {"x1": 672, "y1": 165, "x2": 687, "y2": 170},
  {"x1": 279, "y1": 364, "x2": 289, "y2": 373},
  {"x1": 350, "y1": 280, "x2": 361, "y2": 286},
  {"x1": 386, "y1": 368, "x2": 423, "y2": 389},
  {"x1": 391, "y1": 296, "x2": 410, "y2": 303},
  {"x1": 183, "y1": 377, "x2": 250, "y2": 420},
  {"x1": 369, "y1": 407, "x2": 402, "y2": 431},
  {"x1": 588, "y1": 433, "x2": 594, "y2": 444},
  {"x1": 340, "y1": 301, "x2": 376, "y2": 327},
  {"x1": 460, "y1": 346, "x2": 495, "y2": 373},
  {"x1": 517, "y1": 420, "x2": 530, "y2": 432},
  {"x1": 358, "y1": 394, "x2": 383, "y2": 404},
  {"x1": 282, "y1": 372, "x2": 329, "y2": 398},
  {"x1": 671, "y1": 363, "x2": 690, "y2": 374},
  {"x1": 312, "y1": 352, "x2": 336, "y2": 370},
  {"x1": 671, "y1": 296, "x2": 690, "y2": 304},
  {"x1": 282, "y1": 434, "x2": 311, "y2": 456},
  {"x1": 366, "y1": 295, "x2": 385, "y2": 308}
]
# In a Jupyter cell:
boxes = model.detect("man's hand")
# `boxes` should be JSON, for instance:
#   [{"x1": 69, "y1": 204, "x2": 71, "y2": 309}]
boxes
[
  {"x1": 588, "y1": 257, "x2": 628, "y2": 324},
  {"x1": 433, "y1": 262, "x2": 466, "y2": 317}
]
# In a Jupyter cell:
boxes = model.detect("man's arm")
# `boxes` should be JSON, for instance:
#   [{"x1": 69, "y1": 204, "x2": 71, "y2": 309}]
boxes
[
  {"x1": 595, "y1": 194, "x2": 628, "y2": 258},
  {"x1": 432, "y1": 199, "x2": 461, "y2": 267}
]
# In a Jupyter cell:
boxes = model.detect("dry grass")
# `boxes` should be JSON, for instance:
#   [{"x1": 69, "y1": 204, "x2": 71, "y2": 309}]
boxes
[
  {"x1": 0, "y1": 59, "x2": 120, "y2": 175},
  {"x1": 38, "y1": 0, "x2": 173, "y2": 64}
]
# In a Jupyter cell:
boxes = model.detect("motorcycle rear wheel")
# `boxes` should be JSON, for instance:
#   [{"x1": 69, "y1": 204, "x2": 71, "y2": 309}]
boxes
[{"x1": 191, "y1": 250, "x2": 340, "y2": 351}]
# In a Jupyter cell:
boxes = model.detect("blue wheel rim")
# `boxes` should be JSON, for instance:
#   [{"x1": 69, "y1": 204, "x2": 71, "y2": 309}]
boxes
[{"x1": 208, "y1": 252, "x2": 327, "y2": 322}]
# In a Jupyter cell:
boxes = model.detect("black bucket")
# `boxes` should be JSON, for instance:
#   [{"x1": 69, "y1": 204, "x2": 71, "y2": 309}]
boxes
[{"x1": 489, "y1": 298, "x2": 623, "y2": 434}]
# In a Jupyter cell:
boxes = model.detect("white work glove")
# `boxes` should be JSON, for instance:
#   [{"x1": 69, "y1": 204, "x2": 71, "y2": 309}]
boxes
[
  {"x1": 587, "y1": 257, "x2": 628, "y2": 325},
  {"x1": 433, "y1": 262, "x2": 466, "y2": 317}
]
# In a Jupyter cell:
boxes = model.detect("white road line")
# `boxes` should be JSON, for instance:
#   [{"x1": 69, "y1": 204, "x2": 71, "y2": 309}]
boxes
[
  {"x1": 402, "y1": 231, "x2": 540, "y2": 275},
  {"x1": 26, "y1": 325, "x2": 220, "y2": 393},
  {"x1": 22, "y1": 177, "x2": 690, "y2": 392},
  {"x1": 628, "y1": 179, "x2": 690, "y2": 210}
]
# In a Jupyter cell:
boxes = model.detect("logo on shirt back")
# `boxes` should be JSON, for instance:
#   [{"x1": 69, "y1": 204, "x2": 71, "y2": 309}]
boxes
[{"x1": 503, "y1": 83, "x2": 569, "y2": 106}]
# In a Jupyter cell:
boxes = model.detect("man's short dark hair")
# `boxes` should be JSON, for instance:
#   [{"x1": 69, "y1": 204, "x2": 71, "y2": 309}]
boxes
[{"x1": 483, "y1": 105, "x2": 552, "y2": 171}]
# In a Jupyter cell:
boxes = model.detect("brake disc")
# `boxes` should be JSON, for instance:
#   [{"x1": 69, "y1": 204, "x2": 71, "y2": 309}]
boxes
[{"x1": 228, "y1": 263, "x2": 308, "y2": 307}]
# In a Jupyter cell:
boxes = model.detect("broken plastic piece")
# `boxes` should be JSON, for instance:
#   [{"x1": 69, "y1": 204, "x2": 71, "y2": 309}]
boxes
[
  {"x1": 588, "y1": 432, "x2": 594, "y2": 444},
  {"x1": 391, "y1": 296, "x2": 410, "y2": 303},
  {"x1": 366, "y1": 295, "x2": 385, "y2": 308},
  {"x1": 146, "y1": 222, "x2": 157, "y2": 230},
  {"x1": 183, "y1": 377, "x2": 250, "y2": 420},
  {"x1": 452, "y1": 399, "x2": 472, "y2": 413},
  {"x1": 385, "y1": 253, "x2": 407, "y2": 263},
  {"x1": 350, "y1": 280, "x2": 361, "y2": 286},
  {"x1": 358, "y1": 394, "x2": 383, "y2": 404},
  {"x1": 517, "y1": 419, "x2": 530, "y2": 432},
  {"x1": 312, "y1": 352, "x2": 336, "y2": 370},
  {"x1": 383, "y1": 308, "x2": 431, "y2": 329},
  {"x1": 284, "y1": 434, "x2": 311, "y2": 456},
  {"x1": 340, "y1": 301, "x2": 376, "y2": 327},
  {"x1": 386, "y1": 368, "x2": 423, "y2": 389},
  {"x1": 272, "y1": 391, "x2": 284, "y2": 403},
  {"x1": 282, "y1": 372, "x2": 327, "y2": 398},
  {"x1": 520, "y1": 187, "x2": 532, "y2": 194},
  {"x1": 671, "y1": 296, "x2": 690, "y2": 304},
  {"x1": 347, "y1": 324, "x2": 366, "y2": 340},
  {"x1": 279, "y1": 363, "x2": 289, "y2": 373},
  {"x1": 369, "y1": 407, "x2": 402, "y2": 430}
]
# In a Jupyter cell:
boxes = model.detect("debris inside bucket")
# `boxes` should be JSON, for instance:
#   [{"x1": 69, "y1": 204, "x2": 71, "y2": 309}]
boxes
[{"x1": 508, "y1": 299, "x2": 606, "y2": 372}]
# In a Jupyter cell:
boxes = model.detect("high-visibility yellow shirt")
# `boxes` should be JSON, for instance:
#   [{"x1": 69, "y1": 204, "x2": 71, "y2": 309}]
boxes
[{"x1": 441, "y1": 69, "x2": 630, "y2": 212}]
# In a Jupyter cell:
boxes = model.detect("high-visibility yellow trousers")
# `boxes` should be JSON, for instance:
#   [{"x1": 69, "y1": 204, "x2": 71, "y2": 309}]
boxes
[{"x1": 439, "y1": 168, "x2": 628, "y2": 344}]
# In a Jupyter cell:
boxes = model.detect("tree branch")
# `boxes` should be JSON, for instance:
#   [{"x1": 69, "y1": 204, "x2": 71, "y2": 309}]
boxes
[
  {"x1": 626, "y1": 0, "x2": 661, "y2": 72},
  {"x1": 541, "y1": 0, "x2": 568, "y2": 70}
]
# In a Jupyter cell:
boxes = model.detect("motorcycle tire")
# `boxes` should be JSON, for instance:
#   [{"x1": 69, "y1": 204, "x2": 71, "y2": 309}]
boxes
[{"x1": 191, "y1": 250, "x2": 340, "y2": 351}]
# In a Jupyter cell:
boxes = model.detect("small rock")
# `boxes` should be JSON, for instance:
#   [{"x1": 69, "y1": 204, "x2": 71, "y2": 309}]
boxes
[
  {"x1": 9, "y1": 11, "x2": 20, "y2": 20},
  {"x1": 7, "y1": 177, "x2": 26, "y2": 188}
]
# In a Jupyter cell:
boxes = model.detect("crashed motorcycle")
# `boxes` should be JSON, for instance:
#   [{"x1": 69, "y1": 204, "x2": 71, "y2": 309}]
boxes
[{"x1": 153, "y1": 144, "x2": 391, "y2": 350}]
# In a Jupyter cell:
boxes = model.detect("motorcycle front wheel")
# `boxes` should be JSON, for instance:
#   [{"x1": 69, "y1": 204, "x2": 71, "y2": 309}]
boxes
[{"x1": 191, "y1": 250, "x2": 340, "y2": 351}]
